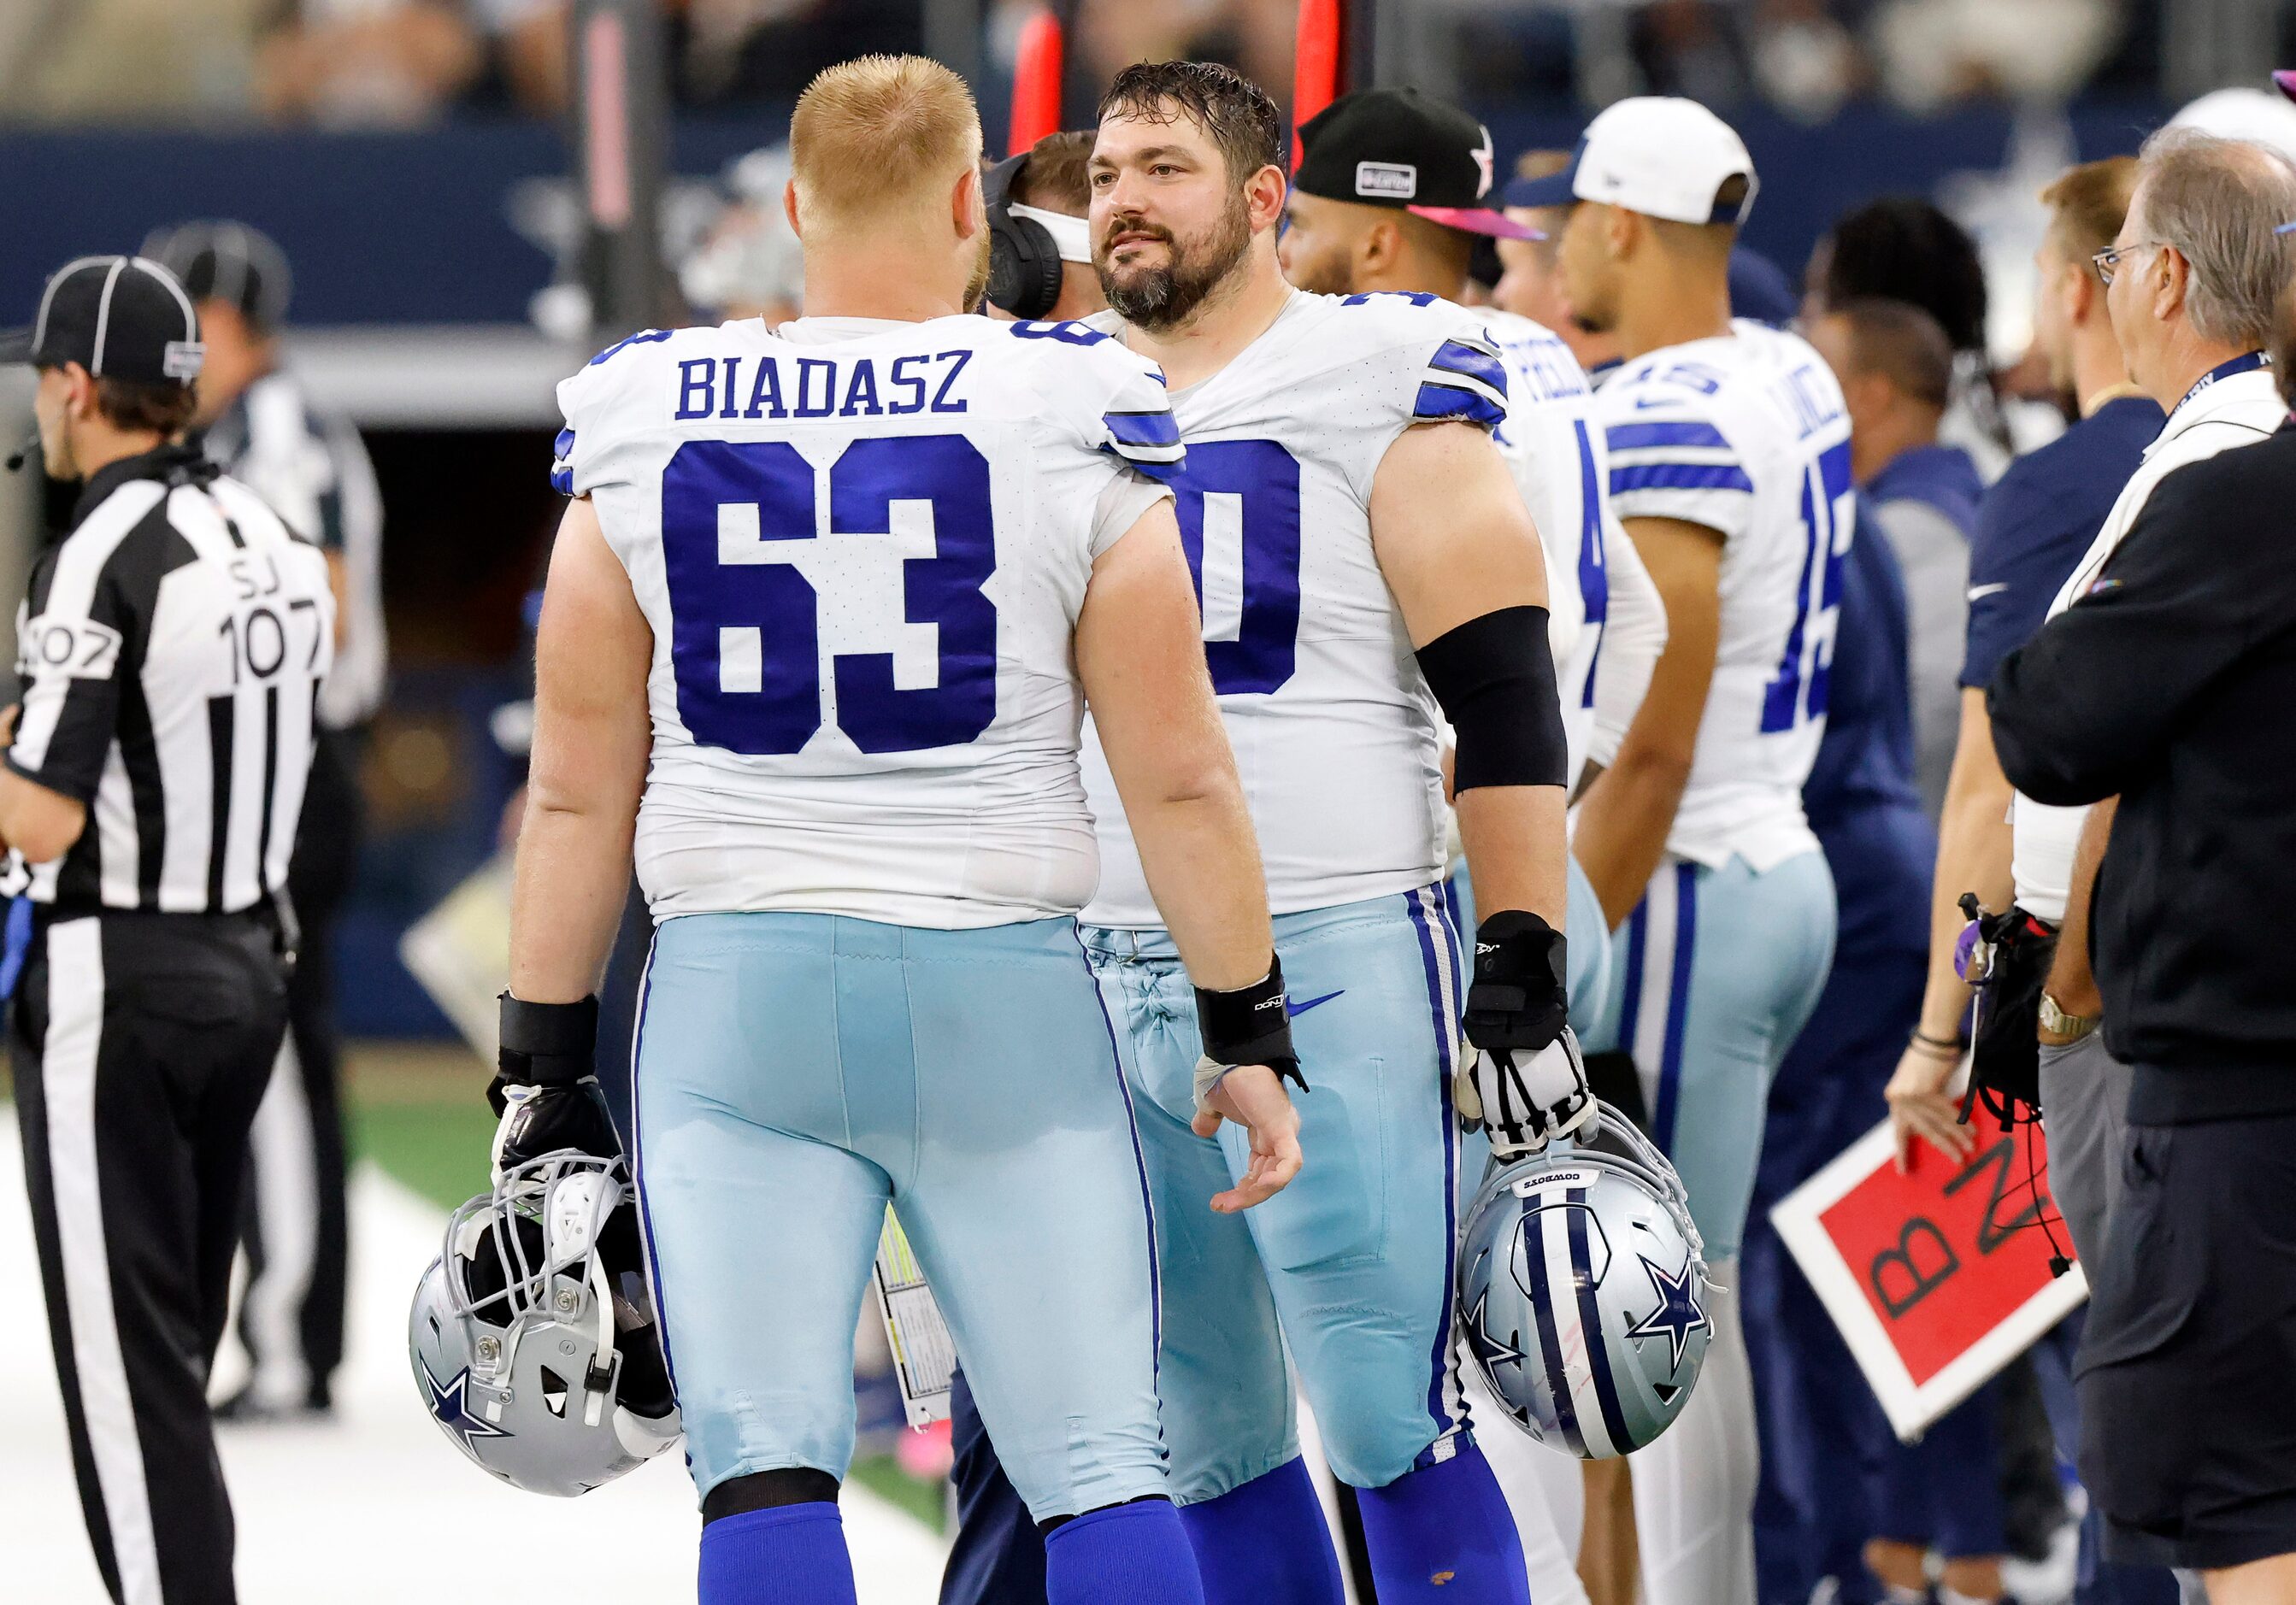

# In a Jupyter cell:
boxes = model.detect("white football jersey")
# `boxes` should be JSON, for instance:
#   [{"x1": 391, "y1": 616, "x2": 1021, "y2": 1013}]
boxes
[
  {"x1": 1080, "y1": 288, "x2": 1510, "y2": 926},
  {"x1": 1594, "y1": 320, "x2": 1854, "y2": 871},
  {"x1": 553, "y1": 314, "x2": 1180, "y2": 927},
  {"x1": 1483, "y1": 308, "x2": 1621, "y2": 793}
]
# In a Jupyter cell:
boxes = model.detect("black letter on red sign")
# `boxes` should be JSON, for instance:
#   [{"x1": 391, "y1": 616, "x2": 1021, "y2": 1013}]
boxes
[
  {"x1": 1870, "y1": 1218, "x2": 1959, "y2": 1319},
  {"x1": 1943, "y1": 1136, "x2": 2045, "y2": 1255}
]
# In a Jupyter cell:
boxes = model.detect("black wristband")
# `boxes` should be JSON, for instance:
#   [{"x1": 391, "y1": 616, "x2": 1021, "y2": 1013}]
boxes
[
  {"x1": 497, "y1": 992, "x2": 599, "y2": 1087},
  {"x1": 1464, "y1": 910, "x2": 1569, "y2": 1051},
  {"x1": 1195, "y1": 956, "x2": 1307, "y2": 1092}
]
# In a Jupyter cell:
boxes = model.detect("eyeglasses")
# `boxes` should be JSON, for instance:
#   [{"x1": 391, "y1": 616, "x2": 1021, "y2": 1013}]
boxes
[{"x1": 2091, "y1": 241, "x2": 2167, "y2": 285}]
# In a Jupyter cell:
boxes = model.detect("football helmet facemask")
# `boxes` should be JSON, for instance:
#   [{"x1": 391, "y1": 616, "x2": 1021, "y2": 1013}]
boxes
[{"x1": 409, "y1": 1151, "x2": 680, "y2": 1496}]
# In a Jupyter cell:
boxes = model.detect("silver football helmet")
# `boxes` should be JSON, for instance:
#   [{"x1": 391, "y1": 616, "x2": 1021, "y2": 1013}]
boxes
[
  {"x1": 409, "y1": 1151, "x2": 680, "y2": 1496},
  {"x1": 1457, "y1": 1102, "x2": 1711, "y2": 1459}
]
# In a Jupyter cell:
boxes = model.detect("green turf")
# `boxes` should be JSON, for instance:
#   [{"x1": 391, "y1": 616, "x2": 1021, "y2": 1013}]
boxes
[
  {"x1": 850, "y1": 1452, "x2": 948, "y2": 1532},
  {"x1": 350, "y1": 1096, "x2": 497, "y2": 1213}
]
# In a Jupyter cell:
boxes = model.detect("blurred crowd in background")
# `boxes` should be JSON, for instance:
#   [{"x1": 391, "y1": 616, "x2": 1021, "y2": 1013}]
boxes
[{"x1": 1, "y1": 0, "x2": 2283, "y2": 127}]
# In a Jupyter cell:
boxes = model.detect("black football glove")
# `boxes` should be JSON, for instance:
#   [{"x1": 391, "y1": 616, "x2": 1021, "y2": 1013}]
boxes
[
  {"x1": 1457, "y1": 911, "x2": 1592, "y2": 1158},
  {"x1": 489, "y1": 993, "x2": 621, "y2": 1179}
]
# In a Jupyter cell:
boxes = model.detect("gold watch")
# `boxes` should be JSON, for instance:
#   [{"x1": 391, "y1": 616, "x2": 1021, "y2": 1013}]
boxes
[{"x1": 2039, "y1": 993, "x2": 2097, "y2": 1041}]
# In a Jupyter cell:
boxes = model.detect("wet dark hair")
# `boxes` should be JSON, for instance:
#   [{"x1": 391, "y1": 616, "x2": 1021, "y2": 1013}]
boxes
[
  {"x1": 1812, "y1": 197, "x2": 1989, "y2": 356},
  {"x1": 1098, "y1": 60, "x2": 1284, "y2": 185}
]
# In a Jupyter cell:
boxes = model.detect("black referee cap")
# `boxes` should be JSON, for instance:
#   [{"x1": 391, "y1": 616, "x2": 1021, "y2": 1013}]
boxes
[
  {"x1": 1293, "y1": 87, "x2": 1537, "y2": 241},
  {"x1": 0, "y1": 255, "x2": 204, "y2": 386},
  {"x1": 142, "y1": 220, "x2": 293, "y2": 332}
]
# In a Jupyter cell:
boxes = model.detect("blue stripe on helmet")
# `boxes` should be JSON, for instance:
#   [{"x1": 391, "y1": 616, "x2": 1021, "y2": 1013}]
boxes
[
  {"x1": 1569, "y1": 1186, "x2": 1635, "y2": 1455},
  {"x1": 1522, "y1": 1192, "x2": 1586, "y2": 1456}
]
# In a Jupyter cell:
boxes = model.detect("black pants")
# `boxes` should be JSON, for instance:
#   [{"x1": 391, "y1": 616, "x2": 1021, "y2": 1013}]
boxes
[
  {"x1": 236, "y1": 723, "x2": 362, "y2": 1407},
  {"x1": 2081, "y1": 1108, "x2": 2296, "y2": 1571},
  {"x1": 15, "y1": 909, "x2": 290, "y2": 1605}
]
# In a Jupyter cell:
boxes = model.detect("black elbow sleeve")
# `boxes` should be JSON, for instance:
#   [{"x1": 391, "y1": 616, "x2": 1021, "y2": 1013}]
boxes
[{"x1": 1418, "y1": 604, "x2": 1568, "y2": 794}]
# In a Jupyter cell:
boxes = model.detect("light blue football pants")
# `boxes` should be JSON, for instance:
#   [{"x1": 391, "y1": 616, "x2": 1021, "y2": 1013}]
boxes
[
  {"x1": 1578, "y1": 850, "x2": 1837, "y2": 1261},
  {"x1": 629, "y1": 912, "x2": 1169, "y2": 1521},
  {"x1": 1082, "y1": 884, "x2": 1471, "y2": 1498}
]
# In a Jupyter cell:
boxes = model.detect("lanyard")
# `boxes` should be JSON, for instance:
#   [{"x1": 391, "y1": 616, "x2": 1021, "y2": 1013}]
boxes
[{"x1": 2172, "y1": 350, "x2": 2270, "y2": 417}]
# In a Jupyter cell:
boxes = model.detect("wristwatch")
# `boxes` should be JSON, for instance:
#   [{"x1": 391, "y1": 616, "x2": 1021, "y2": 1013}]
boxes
[{"x1": 2039, "y1": 993, "x2": 2098, "y2": 1041}]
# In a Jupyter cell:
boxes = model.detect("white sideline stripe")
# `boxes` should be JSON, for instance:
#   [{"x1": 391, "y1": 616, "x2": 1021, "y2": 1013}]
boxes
[
  {"x1": 3, "y1": 1130, "x2": 947, "y2": 1602},
  {"x1": 241, "y1": 1034, "x2": 319, "y2": 1406},
  {"x1": 44, "y1": 918, "x2": 163, "y2": 1605}
]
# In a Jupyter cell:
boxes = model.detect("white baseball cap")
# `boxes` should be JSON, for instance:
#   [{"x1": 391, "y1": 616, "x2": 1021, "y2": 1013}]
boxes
[{"x1": 1504, "y1": 97, "x2": 1758, "y2": 226}]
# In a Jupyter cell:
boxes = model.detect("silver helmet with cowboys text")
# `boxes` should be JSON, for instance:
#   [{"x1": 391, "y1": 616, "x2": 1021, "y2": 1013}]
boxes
[
  {"x1": 409, "y1": 1152, "x2": 680, "y2": 1496},
  {"x1": 1457, "y1": 1102, "x2": 1710, "y2": 1458}
]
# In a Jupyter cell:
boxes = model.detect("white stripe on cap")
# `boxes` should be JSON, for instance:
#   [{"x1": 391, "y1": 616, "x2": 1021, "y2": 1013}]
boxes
[
  {"x1": 86, "y1": 257, "x2": 130, "y2": 378},
  {"x1": 130, "y1": 256, "x2": 199, "y2": 344},
  {"x1": 31, "y1": 256, "x2": 115, "y2": 362}
]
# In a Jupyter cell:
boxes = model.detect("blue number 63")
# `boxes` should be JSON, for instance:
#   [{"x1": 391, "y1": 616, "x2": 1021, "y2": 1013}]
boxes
[{"x1": 658, "y1": 436, "x2": 998, "y2": 755}]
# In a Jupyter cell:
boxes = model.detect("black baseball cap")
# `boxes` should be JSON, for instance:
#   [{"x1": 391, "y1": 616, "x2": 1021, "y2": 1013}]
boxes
[
  {"x1": 1293, "y1": 87, "x2": 1539, "y2": 241},
  {"x1": 142, "y1": 220, "x2": 294, "y2": 332},
  {"x1": 0, "y1": 256, "x2": 204, "y2": 385}
]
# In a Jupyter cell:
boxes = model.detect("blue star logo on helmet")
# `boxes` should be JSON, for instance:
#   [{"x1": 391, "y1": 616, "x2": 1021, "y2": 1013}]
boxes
[
  {"x1": 1623, "y1": 1254, "x2": 1710, "y2": 1374},
  {"x1": 419, "y1": 1354, "x2": 514, "y2": 1448},
  {"x1": 1465, "y1": 1286, "x2": 1527, "y2": 1372}
]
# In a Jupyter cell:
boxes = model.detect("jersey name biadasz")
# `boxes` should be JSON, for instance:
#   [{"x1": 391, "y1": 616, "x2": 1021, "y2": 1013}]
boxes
[{"x1": 553, "y1": 315, "x2": 1180, "y2": 928}]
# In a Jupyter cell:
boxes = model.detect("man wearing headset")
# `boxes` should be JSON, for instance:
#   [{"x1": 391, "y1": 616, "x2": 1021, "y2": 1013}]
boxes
[{"x1": 985, "y1": 131, "x2": 1105, "y2": 323}]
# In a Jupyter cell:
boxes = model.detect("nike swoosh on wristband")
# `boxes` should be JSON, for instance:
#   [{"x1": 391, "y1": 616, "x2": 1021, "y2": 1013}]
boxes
[
  {"x1": 1968, "y1": 582, "x2": 2010, "y2": 601},
  {"x1": 1287, "y1": 990, "x2": 1345, "y2": 1018}
]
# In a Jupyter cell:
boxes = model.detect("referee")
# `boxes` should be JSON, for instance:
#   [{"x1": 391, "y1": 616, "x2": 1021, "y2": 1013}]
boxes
[
  {"x1": 2, "y1": 255, "x2": 333, "y2": 1605},
  {"x1": 144, "y1": 220, "x2": 386, "y2": 1420}
]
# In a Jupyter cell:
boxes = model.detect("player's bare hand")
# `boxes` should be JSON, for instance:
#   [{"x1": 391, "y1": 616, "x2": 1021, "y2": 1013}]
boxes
[
  {"x1": 1887, "y1": 1038, "x2": 1973, "y2": 1173},
  {"x1": 1193, "y1": 1063, "x2": 1303, "y2": 1212},
  {"x1": 0, "y1": 703, "x2": 19, "y2": 750}
]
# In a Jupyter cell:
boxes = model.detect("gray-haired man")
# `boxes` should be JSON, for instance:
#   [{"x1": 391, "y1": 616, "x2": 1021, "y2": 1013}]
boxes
[{"x1": 1996, "y1": 126, "x2": 2296, "y2": 1592}]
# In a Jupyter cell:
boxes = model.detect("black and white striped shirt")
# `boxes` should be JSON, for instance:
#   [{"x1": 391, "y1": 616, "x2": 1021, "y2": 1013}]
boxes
[
  {"x1": 199, "y1": 370, "x2": 387, "y2": 730},
  {"x1": 7, "y1": 444, "x2": 335, "y2": 915}
]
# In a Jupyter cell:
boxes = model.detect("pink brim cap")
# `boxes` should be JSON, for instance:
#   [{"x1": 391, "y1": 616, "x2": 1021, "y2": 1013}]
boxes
[
  {"x1": 2275, "y1": 68, "x2": 2296, "y2": 101},
  {"x1": 1406, "y1": 204, "x2": 1544, "y2": 242}
]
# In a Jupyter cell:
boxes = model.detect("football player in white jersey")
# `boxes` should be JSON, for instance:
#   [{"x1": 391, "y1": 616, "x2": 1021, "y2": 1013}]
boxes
[
  {"x1": 1275, "y1": 86, "x2": 1670, "y2": 1605},
  {"x1": 1515, "y1": 99, "x2": 1846, "y2": 1603},
  {"x1": 1072, "y1": 61, "x2": 1589, "y2": 1605},
  {"x1": 493, "y1": 56, "x2": 1310, "y2": 1605}
]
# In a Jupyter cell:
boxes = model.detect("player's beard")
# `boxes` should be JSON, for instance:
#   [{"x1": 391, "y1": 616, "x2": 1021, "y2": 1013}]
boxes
[{"x1": 1097, "y1": 192, "x2": 1253, "y2": 333}]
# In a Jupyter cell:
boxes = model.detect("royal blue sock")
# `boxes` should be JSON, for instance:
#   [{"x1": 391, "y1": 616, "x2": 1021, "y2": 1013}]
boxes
[
  {"x1": 1177, "y1": 1458, "x2": 1345, "y2": 1605},
  {"x1": 697, "y1": 1502, "x2": 857, "y2": 1605},
  {"x1": 1354, "y1": 1444, "x2": 1531, "y2": 1605},
  {"x1": 1044, "y1": 1499, "x2": 1206, "y2": 1605}
]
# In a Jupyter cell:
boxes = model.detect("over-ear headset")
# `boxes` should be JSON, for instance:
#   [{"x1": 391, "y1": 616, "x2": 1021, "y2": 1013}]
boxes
[{"x1": 986, "y1": 152, "x2": 1066, "y2": 320}]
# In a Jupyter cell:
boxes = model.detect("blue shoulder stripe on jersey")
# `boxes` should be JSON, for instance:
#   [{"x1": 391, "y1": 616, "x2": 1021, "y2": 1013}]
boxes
[
  {"x1": 1104, "y1": 409, "x2": 1181, "y2": 450},
  {"x1": 586, "y1": 328, "x2": 671, "y2": 367},
  {"x1": 1429, "y1": 338, "x2": 1510, "y2": 398},
  {"x1": 1606, "y1": 420, "x2": 1731, "y2": 454},
  {"x1": 550, "y1": 426, "x2": 575, "y2": 496},
  {"x1": 1415, "y1": 380, "x2": 1507, "y2": 429},
  {"x1": 1610, "y1": 461, "x2": 1754, "y2": 496}
]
